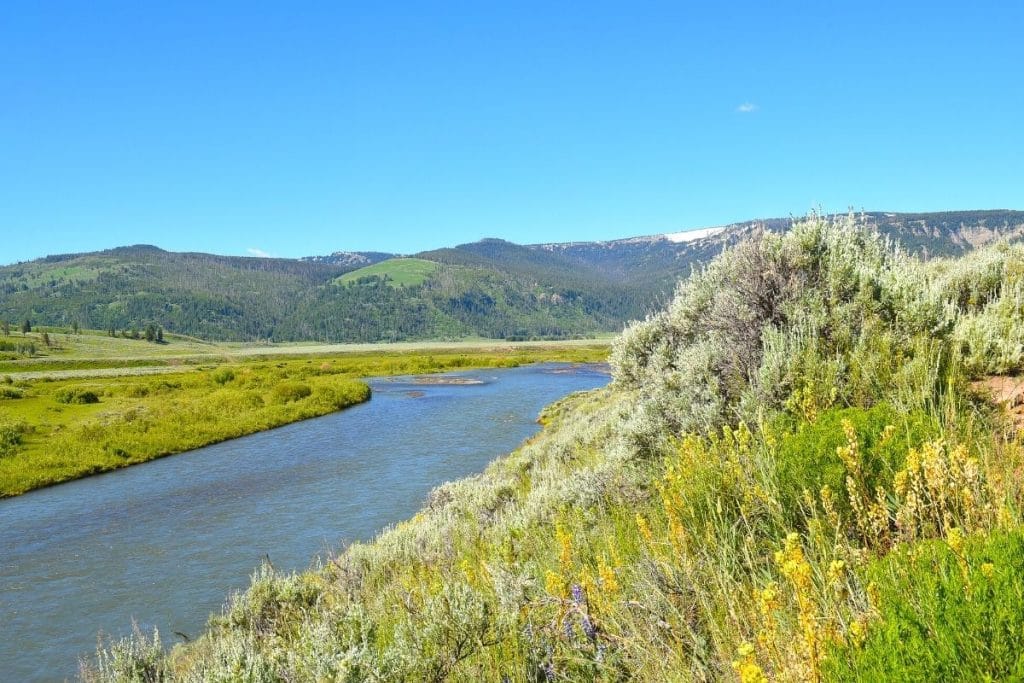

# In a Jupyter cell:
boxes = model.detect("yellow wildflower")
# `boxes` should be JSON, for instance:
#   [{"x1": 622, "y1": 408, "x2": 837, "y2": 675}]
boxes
[
  {"x1": 732, "y1": 642, "x2": 768, "y2": 683},
  {"x1": 866, "y1": 581, "x2": 881, "y2": 611},
  {"x1": 544, "y1": 570, "x2": 563, "y2": 597},
  {"x1": 879, "y1": 424, "x2": 897, "y2": 445},
  {"x1": 598, "y1": 555, "x2": 620, "y2": 595},
  {"x1": 848, "y1": 617, "x2": 868, "y2": 648},
  {"x1": 636, "y1": 513, "x2": 653, "y2": 543},
  {"x1": 946, "y1": 526, "x2": 965, "y2": 556},
  {"x1": 758, "y1": 582, "x2": 780, "y2": 615},
  {"x1": 827, "y1": 559, "x2": 847, "y2": 584},
  {"x1": 556, "y1": 523, "x2": 573, "y2": 573}
]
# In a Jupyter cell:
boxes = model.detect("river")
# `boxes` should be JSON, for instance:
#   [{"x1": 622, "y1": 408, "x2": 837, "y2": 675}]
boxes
[{"x1": 0, "y1": 362, "x2": 609, "y2": 681}]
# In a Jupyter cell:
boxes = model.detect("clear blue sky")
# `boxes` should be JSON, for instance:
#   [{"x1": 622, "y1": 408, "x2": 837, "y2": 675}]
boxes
[{"x1": 2, "y1": 1, "x2": 1022, "y2": 264}]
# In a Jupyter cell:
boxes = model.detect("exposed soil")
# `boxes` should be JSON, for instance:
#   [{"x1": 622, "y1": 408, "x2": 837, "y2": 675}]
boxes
[{"x1": 972, "y1": 375, "x2": 1024, "y2": 430}]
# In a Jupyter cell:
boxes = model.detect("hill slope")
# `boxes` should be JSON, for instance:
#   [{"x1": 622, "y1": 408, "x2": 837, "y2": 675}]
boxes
[
  {"x1": 85, "y1": 216, "x2": 1024, "y2": 681},
  {"x1": 3, "y1": 210, "x2": 1024, "y2": 343}
]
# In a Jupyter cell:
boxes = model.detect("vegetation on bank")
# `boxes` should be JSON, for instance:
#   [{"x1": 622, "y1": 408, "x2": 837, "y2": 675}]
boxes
[
  {"x1": 86, "y1": 217, "x2": 1024, "y2": 681},
  {"x1": 0, "y1": 344, "x2": 607, "y2": 497},
  {"x1": 0, "y1": 328, "x2": 610, "y2": 376}
]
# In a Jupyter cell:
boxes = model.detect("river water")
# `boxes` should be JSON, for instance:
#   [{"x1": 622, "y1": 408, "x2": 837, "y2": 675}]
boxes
[{"x1": 0, "y1": 363, "x2": 609, "y2": 681}]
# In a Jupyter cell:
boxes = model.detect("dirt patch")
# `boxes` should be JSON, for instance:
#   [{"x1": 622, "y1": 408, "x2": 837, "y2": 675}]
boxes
[{"x1": 972, "y1": 376, "x2": 1024, "y2": 430}]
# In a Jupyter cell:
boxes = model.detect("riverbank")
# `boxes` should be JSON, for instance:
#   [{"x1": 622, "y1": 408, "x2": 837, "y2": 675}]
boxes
[
  {"x1": 0, "y1": 343, "x2": 609, "y2": 497},
  {"x1": 0, "y1": 332, "x2": 613, "y2": 377},
  {"x1": 3, "y1": 363, "x2": 611, "y2": 681}
]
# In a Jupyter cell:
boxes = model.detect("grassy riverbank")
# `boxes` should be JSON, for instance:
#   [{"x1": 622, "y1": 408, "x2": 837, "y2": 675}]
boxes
[
  {"x1": 85, "y1": 217, "x2": 1024, "y2": 681},
  {"x1": 0, "y1": 342, "x2": 609, "y2": 497},
  {"x1": 0, "y1": 334, "x2": 612, "y2": 377}
]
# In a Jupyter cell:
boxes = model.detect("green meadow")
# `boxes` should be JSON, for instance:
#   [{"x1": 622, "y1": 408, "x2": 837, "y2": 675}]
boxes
[
  {"x1": 336, "y1": 257, "x2": 441, "y2": 287},
  {"x1": 0, "y1": 339, "x2": 609, "y2": 497}
]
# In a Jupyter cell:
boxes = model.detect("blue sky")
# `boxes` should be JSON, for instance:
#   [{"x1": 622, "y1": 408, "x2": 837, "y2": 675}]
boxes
[{"x1": 2, "y1": 1, "x2": 1022, "y2": 264}]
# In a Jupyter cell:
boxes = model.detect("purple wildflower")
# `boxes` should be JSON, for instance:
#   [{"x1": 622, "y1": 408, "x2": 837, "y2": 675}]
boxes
[
  {"x1": 563, "y1": 617, "x2": 575, "y2": 640},
  {"x1": 570, "y1": 583, "x2": 585, "y2": 605},
  {"x1": 582, "y1": 614, "x2": 597, "y2": 642}
]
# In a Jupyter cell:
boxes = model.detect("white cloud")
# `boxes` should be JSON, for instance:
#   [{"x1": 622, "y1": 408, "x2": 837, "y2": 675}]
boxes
[
  {"x1": 736, "y1": 102, "x2": 758, "y2": 113},
  {"x1": 246, "y1": 247, "x2": 273, "y2": 258}
]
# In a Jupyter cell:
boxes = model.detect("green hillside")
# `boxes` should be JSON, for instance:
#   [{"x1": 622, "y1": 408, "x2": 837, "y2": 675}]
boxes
[
  {"x1": 4, "y1": 211, "x2": 1024, "y2": 345},
  {"x1": 0, "y1": 246, "x2": 355, "y2": 341},
  {"x1": 337, "y1": 258, "x2": 440, "y2": 287},
  {"x1": 85, "y1": 216, "x2": 1024, "y2": 681},
  {"x1": 0, "y1": 242, "x2": 649, "y2": 343}
]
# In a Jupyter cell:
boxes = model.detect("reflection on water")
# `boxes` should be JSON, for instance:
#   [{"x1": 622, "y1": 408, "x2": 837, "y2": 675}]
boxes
[{"x1": 0, "y1": 363, "x2": 608, "y2": 681}]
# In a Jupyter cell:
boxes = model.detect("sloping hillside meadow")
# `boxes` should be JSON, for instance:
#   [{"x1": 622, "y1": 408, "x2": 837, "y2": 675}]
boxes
[{"x1": 86, "y1": 217, "x2": 1024, "y2": 681}]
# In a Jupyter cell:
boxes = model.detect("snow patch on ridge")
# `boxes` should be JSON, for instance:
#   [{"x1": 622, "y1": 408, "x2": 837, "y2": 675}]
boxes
[{"x1": 663, "y1": 227, "x2": 726, "y2": 243}]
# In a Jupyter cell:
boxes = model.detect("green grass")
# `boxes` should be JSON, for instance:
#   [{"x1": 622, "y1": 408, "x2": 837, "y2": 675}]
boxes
[
  {"x1": 0, "y1": 343, "x2": 609, "y2": 497},
  {"x1": 336, "y1": 257, "x2": 440, "y2": 287},
  {"x1": 0, "y1": 330, "x2": 609, "y2": 376},
  {"x1": 824, "y1": 531, "x2": 1024, "y2": 680}
]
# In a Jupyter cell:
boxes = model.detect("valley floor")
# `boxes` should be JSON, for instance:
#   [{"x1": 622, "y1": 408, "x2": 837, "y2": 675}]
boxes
[{"x1": 0, "y1": 333, "x2": 609, "y2": 497}]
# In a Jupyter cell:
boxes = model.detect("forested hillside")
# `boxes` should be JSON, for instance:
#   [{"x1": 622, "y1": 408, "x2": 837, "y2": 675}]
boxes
[
  {"x1": 87, "y1": 215, "x2": 1024, "y2": 681},
  {"x1": 0, "y1": 246, "x2": 359, "y2": 340},
  {"x1": 3, "y1": 210, "x2": 1023, "y2": 343}
]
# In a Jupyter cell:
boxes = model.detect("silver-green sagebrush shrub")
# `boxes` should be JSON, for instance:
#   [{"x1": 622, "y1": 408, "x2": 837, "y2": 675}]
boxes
[
  {"x1": 81, "y1": 625, "x2": 166, "y2": 683},
  {"x1": 612, "y1": 215, "x2": 935, "y2": 439}
]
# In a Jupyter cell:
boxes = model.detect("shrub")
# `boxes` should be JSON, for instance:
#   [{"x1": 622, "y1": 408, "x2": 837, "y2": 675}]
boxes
[
  {"x1": 824, "y1": 530, "x2": 1024, "y2": 680},
  {"x1": 212, "y1": 368, "x2": 236, "y2": 385},
  {"x1": 220, "y1": 563, "x2": 321, "y2": 635},
  {"x1": 54, "y1": 388, "x2": 101, "y2": 404},
  {"x1": 272, "y1": 381, "x2": 312, "y2": 403},
  {"x1": 611, "y1": 216, "x2": 937, "y2": 440},
  {"x1": 122, "y1": 384, "x2": 150, "y2": 398},
  {"x1": 81, "y1": 625, "x2": 166, "y2": 683},
  {"x1": 0, "y1": 386, "x2": 22, "y2": 399},
  {"x1": 312, "y1": 381, "x2": 371, "y2": 410},
  {"x1": 0, "y1": 422, "x2": 27, "y2": 457}
]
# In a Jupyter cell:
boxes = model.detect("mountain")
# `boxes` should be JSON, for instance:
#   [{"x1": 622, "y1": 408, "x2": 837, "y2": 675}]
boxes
[
  {"x1": 2, "y1": 210, "x2": 1023, "y2": 342},
  {"x1": 300, "y1": 250, "x2": 395, "y2": 267}
]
